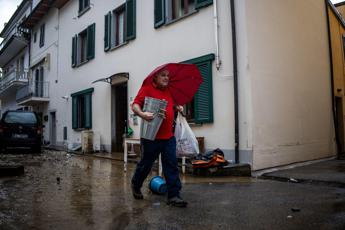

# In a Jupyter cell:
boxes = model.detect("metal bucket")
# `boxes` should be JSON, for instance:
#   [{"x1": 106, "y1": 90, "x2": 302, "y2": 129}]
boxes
[
  {"x1": 149, "y1": 176, "x2": 167, "y2": 194},
  {"x1": 140, "y1": 97, "x2": 167, "y2": 140}
]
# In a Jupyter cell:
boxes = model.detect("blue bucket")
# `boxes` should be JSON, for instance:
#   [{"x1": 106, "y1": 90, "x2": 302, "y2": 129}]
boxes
[{"x1": 149, "y1": 176, "x2": 167, "y2": 194}]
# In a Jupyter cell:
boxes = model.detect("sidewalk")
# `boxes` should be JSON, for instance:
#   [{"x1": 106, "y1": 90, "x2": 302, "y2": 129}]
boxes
[{"x1": 261, "y1": 159, "x2": 345, "y2": 188}]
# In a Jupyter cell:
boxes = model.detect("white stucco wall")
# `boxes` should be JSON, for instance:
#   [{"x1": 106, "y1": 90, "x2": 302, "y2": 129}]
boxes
[
  {"x1": 30, "y1": 8, "x2": 59, "y2": 143},
  {"x1": 57, "y1": 0, "x2": 235, "y2": 154},
  {"x1": 239, "y1": 0, "x2": 336, "y2": 170}
]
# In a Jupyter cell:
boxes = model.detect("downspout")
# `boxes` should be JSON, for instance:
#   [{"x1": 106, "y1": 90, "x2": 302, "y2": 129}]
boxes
[
  {"x1": 230, "y1": 0, "x2": 239, "y2": 163},
  {"x1": 325, "y1": 0, "x2": 341, "y2": 158},
  {"x1": 213, "y1": 0, "x2": 221, "y2": 69}
]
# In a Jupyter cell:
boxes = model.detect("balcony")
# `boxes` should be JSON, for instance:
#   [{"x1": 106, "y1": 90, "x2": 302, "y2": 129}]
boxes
[
  {"x1": 0, "y1": 68, "x2": 29, "y2": 97},
  {"x1": 16, "y1": 81, "x2": 50, "y2": 106},
  {"x1": 0, "y1": 28, "x2": 29, "y2": 67}
]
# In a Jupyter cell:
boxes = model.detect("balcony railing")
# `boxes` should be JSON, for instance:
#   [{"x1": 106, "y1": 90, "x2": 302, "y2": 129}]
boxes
[
  {"x1": 0, "y1": 68, "x2": 29, "y2": 93},
  {"x1": 0, "y1": 24, "x2": 29, "y2": 51},
  {"x1": 16, "y1": 81, "x2": 50, "y2": 103}
]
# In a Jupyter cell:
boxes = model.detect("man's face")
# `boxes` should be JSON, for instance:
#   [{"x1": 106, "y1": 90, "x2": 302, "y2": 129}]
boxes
[{"x1": 155, "y1": 70, "x2": 169, "y2": 88}]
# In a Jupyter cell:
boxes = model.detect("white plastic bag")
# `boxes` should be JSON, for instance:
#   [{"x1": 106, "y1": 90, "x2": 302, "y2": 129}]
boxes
[{"x1": 174, "y1": 112, "x2": 199, "y2": 156}]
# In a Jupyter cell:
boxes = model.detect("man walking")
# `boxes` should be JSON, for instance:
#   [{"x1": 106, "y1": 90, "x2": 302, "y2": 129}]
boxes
[{"x1": 131, "y1": 69, "x2": 187, "y2": 207}]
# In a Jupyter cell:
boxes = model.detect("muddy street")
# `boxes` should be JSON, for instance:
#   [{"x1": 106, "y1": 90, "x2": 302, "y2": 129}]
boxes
[{"x1": 0, "y1": 150, "x2": 345, "y2": 230}]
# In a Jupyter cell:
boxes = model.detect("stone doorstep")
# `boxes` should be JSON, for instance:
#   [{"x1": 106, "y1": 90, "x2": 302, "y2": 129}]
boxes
[
  {"x1": 191, "y1": 164, "x2": 252, "y2": 177},
  {"x1": 0, "y1": 164, "x2": 25, "y2": 177}
]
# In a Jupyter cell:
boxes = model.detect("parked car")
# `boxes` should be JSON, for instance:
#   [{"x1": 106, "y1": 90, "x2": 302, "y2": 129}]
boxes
[{"x1": 0, "y1": 110, "x2": 42, "y2": 153}]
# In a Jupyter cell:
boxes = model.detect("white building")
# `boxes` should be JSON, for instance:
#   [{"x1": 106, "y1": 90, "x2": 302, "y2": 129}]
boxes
[
  {"x1": 0, "y1": 0, "x2": 337, "y2": 171},
  {"x1": 0, "y1": 0, "x2": 31, "y2": 113}
]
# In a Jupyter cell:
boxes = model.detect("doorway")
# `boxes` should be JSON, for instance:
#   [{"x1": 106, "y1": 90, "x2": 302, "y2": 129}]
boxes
[
  {"x1": 35, "y1": 67, "x2": 44, "y2": 97},
  {"x1": 111, "y1": 83, "x2": 128, "y2": 152},
  {"x1": 50, "y1": 111, "x2": 56, "y2": 146},
  {"x1": 336, "y1": 97, "x2": 344, "y2": 156}
]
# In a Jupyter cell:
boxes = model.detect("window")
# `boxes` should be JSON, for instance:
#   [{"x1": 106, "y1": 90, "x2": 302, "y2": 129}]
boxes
[
  {"x1": 72, "y1": 23, "x2": 95, "y2": 67},
  {"x1": 78, "y1": 30, "x2": 88, "y2": 64},
  {"x1": 154, "y1": 0, "x2": 212, "y2": 28},
  {"x1": 71, "y1": 88, "x2": 94, "y2": 129},
  {"x1": 39, "y1": 24, "x2": 45, "y2": 47},
  {"x1": 33, "y1": 65, "x2": 44, "y2": 97},
  {"x1": 4, "y1": 112, "x2": 37, "y2": 124},
  {"x1": 170, "y1": 0, "x2": 195, "y2": 20},
  {"x1": 104, "y1": 0, "x2": 136, "y2": 51},
  {"x1": 16, "y1": 56, "x2": 24, "y2": 75},
  {"x1": 79, "y1": 0, "x2": 90, "y2": 14},
  {"x1": 182, "y1": 54, "x2": 215, "y2": 123}
]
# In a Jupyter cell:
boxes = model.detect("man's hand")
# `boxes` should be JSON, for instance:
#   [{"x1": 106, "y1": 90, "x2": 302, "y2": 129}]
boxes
[
  {"x1": 132, "y1": 103, "x2": 155, "y2": 121},
  {"x1": 141, "y1": 112, "x2": 154, "y2": 121},
  {"x1": 174, "y1": 105, "x2": 184, "y2": 113}
]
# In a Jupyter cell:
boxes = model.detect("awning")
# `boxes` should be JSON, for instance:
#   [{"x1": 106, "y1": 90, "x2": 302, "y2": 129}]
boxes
[{"x1": 92, "y1": 72, "x2": 129, "y2": 85}]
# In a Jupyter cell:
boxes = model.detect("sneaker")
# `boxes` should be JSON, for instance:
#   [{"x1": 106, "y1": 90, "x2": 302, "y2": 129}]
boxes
[
  {"x1": 131, "y1": 184, "x2": 143, "y2": 200},
  {"x1": 167, "y1": 196, "x2": 188, "y2": 207}
]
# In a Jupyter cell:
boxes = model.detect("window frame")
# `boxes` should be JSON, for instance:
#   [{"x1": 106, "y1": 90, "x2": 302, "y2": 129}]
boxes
[
  {"x1": 71, "y1": 88, "x2": 94, "y2": 130},
  {"x1": 112, "y1": 4, "x2": 126, "y2": 48},
  {"x1": 154, "y1": 0, "x2": 212, "y2": 28},
  {"x1": 104, "y1": 0, "x2": 136, "y2": 52},
  {"x1": 78, "y1": 29, "x2": 88, "y2": 65},
  {"x1": 167, "y1": 0, "x2": 196, "y2": 22},
  {"x1": 72, "y1": 23, "x2": 95, "y2": 68},
  {"x1": 39, "y1": 24, "x2": 45, "y2": 48},
  {"x1": 78, "y1": 0, "x2": 90, "y2": 16}
]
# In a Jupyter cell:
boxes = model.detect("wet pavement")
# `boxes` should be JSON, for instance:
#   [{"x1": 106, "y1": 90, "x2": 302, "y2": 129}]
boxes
[
  {"x1": 262, "y1": 160, "x2": 345, "y2": 187},
  {"x1": 0, "y1": 150, "x2": 345, "y2": 230}
]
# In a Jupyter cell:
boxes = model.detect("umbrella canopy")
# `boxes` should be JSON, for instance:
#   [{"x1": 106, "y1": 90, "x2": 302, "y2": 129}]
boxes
[{"x1": 143, "y1": 63, "x2": 203, "y2": 105}]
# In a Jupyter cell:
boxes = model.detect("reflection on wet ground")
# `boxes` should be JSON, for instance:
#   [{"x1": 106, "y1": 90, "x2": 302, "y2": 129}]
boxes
[{"x1": 1, "y1": 151, "x2": 345, "y2": 230}]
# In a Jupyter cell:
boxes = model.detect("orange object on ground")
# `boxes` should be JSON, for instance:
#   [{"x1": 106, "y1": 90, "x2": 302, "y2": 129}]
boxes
[{"x1": 192, "y1": 153, "x2": 228, "y2": 169}]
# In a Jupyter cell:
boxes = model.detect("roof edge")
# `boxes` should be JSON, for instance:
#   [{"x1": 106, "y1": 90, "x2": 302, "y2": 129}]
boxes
[
  {"x1": 0, "y1": 0, "x2": 30, "y2": 38},
  {"x1": 335, "y1": 1, "x2": 345, "y2": 7},
  {"x1": 328, "y1": 0, "x2": 345, "y2": 30}
]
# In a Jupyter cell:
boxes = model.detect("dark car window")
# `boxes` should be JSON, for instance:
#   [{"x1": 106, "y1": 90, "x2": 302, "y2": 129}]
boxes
[{"x1": 3, "y1": 112, "x2": 37, "y2": 124}]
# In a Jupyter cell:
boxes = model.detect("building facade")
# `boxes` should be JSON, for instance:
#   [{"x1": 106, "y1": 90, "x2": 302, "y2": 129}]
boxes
[
  {"x1": 0, "y1": 0, "x2": 31, "y2": 114},
  {"x1": 0, "y1": 0, "x2": 338, "y2": 171}
]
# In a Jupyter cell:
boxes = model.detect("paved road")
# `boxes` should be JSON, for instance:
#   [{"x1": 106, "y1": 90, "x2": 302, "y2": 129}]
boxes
[{"x1": 0, "y1": 151, "x2": 344, "y2": 230}]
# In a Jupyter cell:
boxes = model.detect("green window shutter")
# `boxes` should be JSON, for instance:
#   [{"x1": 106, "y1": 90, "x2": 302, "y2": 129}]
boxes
[
  {"x1": 125, "y1": 0, "x2": 136, "y2": 41},
  {"x1": 154, "y1": 0, "x2": 165, "y2": 28},
  {"x1": 71, "y1": 35, "x2": 77, "y2": 67},
  {"x1": 194, "y1": 62, "x2": 213, "y2": 123},
  {"x1": 72, "y1": 96, "x2": 78, "y2": 129},
  {"x1": 183, "y1": 54, "x2": 215, "y2": 124},
  {"x1": 195, "y1": 0, "x2": 213, "y2": 9},
  {"x1": 87, "y1": 23, "x2": 95, "y2": 60},
  {"x1": 104, "y1": 12, "x2": 111, "y2": 51},
  {"x1": 84, "y1": 93, "x2": 92, "y2": 129}
]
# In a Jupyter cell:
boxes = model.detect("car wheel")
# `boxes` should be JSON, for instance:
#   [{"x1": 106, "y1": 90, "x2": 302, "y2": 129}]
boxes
[{"x1": 32, "y1": 145, "x2": 42, "y2": 154}]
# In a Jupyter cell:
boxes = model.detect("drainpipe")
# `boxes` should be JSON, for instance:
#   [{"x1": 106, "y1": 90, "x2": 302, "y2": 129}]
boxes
[
  {"x1": 230, "y1": 0, "x2": 239, "y2": 164},
  {"x1": 324, "y1": 0, "x2": 341, "y2": 158},
  {"x1": 213, "y1": 0, "x2": 221, "y2": 70}
]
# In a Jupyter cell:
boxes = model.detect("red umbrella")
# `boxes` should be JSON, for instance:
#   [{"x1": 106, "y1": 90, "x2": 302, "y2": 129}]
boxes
[{"x1": 143, "y1": 63, "x2": 203, "y2": 105}]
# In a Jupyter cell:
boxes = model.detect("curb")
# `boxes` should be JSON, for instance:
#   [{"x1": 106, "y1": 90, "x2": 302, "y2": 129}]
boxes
[{"x1": 260, "y1": 174, "x2": 345, "y2": 188}]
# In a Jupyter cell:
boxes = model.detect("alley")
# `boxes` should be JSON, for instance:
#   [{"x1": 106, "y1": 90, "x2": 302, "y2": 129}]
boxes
[{"x1": 0, "y1": 150, "x2": 344, "y2": 230}]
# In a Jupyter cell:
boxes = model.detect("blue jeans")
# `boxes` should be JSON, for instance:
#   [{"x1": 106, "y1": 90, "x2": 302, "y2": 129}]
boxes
[{"x1": 131, "y1": 137, "x2": 182, "y2": 198}]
